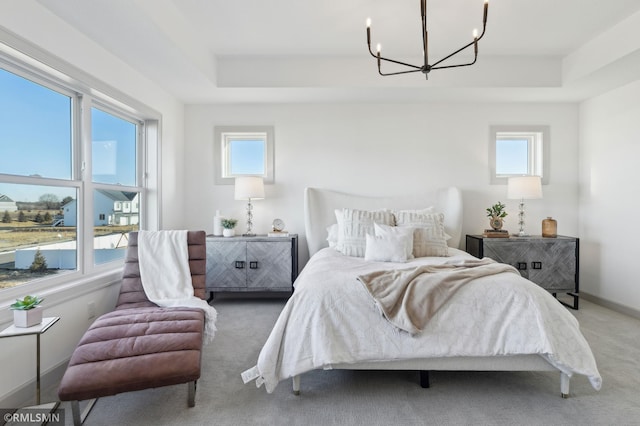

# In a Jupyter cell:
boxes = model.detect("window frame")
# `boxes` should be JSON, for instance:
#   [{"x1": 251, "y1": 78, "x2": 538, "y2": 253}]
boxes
[
  {"x1": 489, "y1": 125, "x2": 550, "y2": 185},
  {"x1": 0, "y1": 34, "x2": 158, "y2": 305},
  {"x1": 214, "y1": 125, "x2": 274, "y2": 184}
]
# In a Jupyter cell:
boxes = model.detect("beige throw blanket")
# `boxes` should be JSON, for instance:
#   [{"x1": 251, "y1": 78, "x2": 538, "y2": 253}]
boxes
[{"x1": 358, "y1": 258, "x2": 519, "y2": 335}]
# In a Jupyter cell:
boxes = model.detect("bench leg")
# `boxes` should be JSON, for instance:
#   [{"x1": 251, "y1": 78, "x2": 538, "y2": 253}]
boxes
[
  {"x1": 70, "y1": 398, "x2": 97, "y2": 426},
  {"x1": 188, "y1": 380, "x2": 197, "y2": 407},
  {"x1": 71, "y1": 400, "x2": 81, "y2": 426}
]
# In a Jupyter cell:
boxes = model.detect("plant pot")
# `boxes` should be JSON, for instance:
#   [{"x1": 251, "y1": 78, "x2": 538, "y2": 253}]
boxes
[
  {"x1": 222, "y1": 228, "x2": 235, "y2": 237},
  {"x1": 13, "y1": 306, "x2": 43, "y2": 328},
  {"x1": 489, "y1": 216, "x2": 504, "y2": 231}
]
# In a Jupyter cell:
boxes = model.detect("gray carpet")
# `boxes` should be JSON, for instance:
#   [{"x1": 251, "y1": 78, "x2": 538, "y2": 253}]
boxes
[{"x1": 57, "y1": 298, "x2": 640, "y2": 426}]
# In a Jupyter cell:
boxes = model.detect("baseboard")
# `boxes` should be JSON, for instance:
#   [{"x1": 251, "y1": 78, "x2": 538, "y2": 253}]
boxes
[
  {"x1": 581, "y1": 292, "x2": 640, "y2": 320},
  {"x1": 0, "y1": 358, "x2": 68, "y2": 408}
]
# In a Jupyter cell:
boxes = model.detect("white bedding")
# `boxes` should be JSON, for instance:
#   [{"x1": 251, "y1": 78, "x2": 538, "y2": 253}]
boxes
[{"x1": 244, "y1": 247, "x2": 601, "y2": 393}]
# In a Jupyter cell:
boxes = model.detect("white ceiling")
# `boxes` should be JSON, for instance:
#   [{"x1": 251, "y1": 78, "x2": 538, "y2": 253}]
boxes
[{"x1": 35, "y1": 0, "x2": 640, "y2": 104}]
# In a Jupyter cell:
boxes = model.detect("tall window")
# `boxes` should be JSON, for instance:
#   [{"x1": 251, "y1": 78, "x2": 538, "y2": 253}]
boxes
[{"x1": 0, "y1": 55, "x2": 149, "y2": 291}]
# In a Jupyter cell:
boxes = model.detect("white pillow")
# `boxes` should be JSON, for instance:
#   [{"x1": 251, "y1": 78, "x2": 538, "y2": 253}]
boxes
[
  {"x1": 394, "y1": 211, "x2": 449, "y2": 257},
  {"x1": 326, "y1": 224, "x2": 339, "y2": 249},
  {"x1": 364, "y1": 233, "x2": 410, "y2": 263},
  {"x1": 373, "y1": 223, "x2": 414, "y2": 260},
  {"x1": 335, "y1": 208, "x2": 395, "y2": 257}
]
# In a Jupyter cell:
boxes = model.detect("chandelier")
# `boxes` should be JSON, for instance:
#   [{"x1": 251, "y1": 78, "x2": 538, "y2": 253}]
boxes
[{"x1": 366, "y1": 0, "x2": 489, "y2": 79}]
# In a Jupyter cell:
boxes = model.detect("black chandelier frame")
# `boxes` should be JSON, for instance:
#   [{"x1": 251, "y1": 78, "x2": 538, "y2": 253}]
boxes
[{"x1": 366, "y1": 0, "x2": 489, "y2": 79}]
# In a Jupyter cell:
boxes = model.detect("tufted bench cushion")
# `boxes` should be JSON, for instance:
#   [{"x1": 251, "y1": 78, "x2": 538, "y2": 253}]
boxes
[{"x1": 57, "y1": 306, "x2": 204, "y2": 402}]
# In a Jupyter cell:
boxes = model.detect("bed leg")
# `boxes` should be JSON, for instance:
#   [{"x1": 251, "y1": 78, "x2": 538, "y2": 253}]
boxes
[
  {"x1": 292, "y1": 375, "x2": 301, "y2": 395},
  {"x1": 419, "y1": 370, "x2": 430, "y2": 388},
  {"x1": 560, "y1": 372, "x2": 570, "y2": 398}
]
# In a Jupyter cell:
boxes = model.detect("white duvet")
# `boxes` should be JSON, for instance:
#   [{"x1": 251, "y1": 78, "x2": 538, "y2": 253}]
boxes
[{"x1": 243, "y1": 248, "x2": 601, "y2": 393}]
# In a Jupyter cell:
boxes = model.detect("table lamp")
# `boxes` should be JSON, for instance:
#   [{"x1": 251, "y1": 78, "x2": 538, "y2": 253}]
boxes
[
  {"x1": 507, "y1": 176, "x2": 542, "y2": 237},
  {"x1": 234, "y1": 176, "x2": 265, "y2": 236}
]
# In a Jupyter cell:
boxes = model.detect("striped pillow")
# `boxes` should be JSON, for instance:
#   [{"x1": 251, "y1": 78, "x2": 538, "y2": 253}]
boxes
[{"x1": 335, "y1": 208, "x2": 395, "y2": 257}]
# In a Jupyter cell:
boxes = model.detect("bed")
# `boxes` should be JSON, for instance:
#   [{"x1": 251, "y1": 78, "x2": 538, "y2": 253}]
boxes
[{"x1": 242, "y1": 187, "x2": 601, "y2": 397}]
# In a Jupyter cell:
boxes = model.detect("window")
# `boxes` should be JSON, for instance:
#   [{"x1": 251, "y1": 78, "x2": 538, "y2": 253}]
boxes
[
  {"x1": 490, "y1": 125, "x2": 549, "y2": 184},
  {"x1": 214, "y1": 126, "x2": 274, "y2": 184},
  {"x1": 0, "y1": 46, "x2": 154, "y2": 292}
]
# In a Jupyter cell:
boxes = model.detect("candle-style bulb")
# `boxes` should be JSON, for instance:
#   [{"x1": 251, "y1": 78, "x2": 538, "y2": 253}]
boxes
[
  {"x1": 473, "y1": 29, "x2": 478, "y2": 39},
  {"x1": 376, "y1": 43, "x2": 381, "y2": 54},
  {"x1": 366, "y1": 18, "x2": 371, "y2": 28}
]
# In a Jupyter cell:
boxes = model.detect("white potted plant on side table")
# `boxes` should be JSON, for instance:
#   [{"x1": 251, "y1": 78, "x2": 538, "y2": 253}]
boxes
[
  {"x1": 10, "y1": 295, "x2": 44, "y2": 328},
  {"x1": 221, "y1": 218, "x2": 238, "y2": 237}
]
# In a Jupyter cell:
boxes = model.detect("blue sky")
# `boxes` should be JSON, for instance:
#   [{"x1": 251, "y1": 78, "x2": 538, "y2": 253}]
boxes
[{"x1": 0, "y1": 68, "x2": 136, "y2": 202}]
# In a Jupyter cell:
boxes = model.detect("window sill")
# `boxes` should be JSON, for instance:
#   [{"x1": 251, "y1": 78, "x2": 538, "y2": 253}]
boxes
[{"x1": 0, "y1": 266, "x2": 123, "y2": 325}]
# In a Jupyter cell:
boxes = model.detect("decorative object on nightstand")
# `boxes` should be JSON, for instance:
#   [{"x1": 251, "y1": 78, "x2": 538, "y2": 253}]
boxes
[
  {"x1": 465, "y1": 234, "x2": 579, "y2": 309},
  {"x1": 507, "y1": 175, "x2": 542, "y2": 237},
  {"x1": 10, "y1": 295, "x2": 44, "y2": 328},
  {"x1": 221, "y1": 218, "x2": 238, "y2": 237},
  {"x1": 484, "y1": 201, "x2": 509, "y2": 237},
  {"x1": 213, "y1": 210, "x2": 224, "y2": 236},
  {"x1": 542, "y1": 216, "x2": 557, "y2": 238},
  {"x1": 268, "y1": 218, "x2": 289, "y2": 237},
  {"x1": 235, "y1": 176, "x2": 265, "y2": 237}
]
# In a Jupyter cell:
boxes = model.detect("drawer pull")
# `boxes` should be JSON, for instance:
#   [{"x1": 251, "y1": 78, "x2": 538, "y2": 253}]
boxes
[
  {"x1": 249, "y1": 261, "x2": 259, "y2": 269},
  {"x1": 517, "y1": 262, "x2": 527, "y2": 270},
  {"x1": 532, "y1": 262, "x2": 542, "y2": 270},
  {"x1": 235, "y1": 261, "x2": 245, "y2": 269}
]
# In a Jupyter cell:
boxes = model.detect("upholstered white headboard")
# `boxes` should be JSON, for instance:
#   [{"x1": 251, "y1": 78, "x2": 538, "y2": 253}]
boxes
[{"x1": 304, "y1": 187, "x2": 463, "y2": 257}]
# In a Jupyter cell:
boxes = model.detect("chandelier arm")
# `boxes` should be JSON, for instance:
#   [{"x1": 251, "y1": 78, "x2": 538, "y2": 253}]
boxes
[
  {"x1": 379, "y1": 68, "x2": 423, "y2": 76},
  {"x1": 378, "y1": 55, "x2": 422, "y2": 70},
  {"x1": 431, "y1": 58, "x2": 478, "y2": 71},
  {"x1": 430, "y1": 39, "x2": 476, "y2": 68}
]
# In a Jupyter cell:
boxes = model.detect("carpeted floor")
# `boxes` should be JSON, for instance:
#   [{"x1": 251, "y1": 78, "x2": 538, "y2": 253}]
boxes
[{"x1": 54, "y1": 298, "x2": 640, "y2": 426}]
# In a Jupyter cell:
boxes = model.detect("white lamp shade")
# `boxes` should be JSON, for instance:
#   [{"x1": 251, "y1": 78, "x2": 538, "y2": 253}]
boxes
[
  {"x1": 507, "y1": 176, "x2": 543, "y2": 200},
  {"x1": 234, "y1": 176, "x2": 265, "y2": 200}
]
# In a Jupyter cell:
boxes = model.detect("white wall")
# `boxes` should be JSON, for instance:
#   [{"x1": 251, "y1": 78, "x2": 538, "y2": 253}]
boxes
[
  {"x1": 185, "y1": 102, "x2": 579, "y2": 266},
  {"x1": 579, "y1": 80, "x2": 640, "y2": 311},
  {"x1": 0, "y1": 2, "x2": 185, "y2": 402}
]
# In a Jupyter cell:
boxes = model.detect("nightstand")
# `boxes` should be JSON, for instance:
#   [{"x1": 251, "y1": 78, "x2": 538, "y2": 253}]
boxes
[
  {"x1": 465, "y1": 234, "x2": 579, "y2": 309},
  {"x1": 206, "y1": 234, "x2": 298, "y2": 298}
]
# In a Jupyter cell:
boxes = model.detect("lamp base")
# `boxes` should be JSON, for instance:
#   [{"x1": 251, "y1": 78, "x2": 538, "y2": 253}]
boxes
[
  {"x1": 514, "y1": 231, "x2": 530, "y2": 237},
  {"x1": 242, "y1": 233, "x2": 257, "y2": 237}
]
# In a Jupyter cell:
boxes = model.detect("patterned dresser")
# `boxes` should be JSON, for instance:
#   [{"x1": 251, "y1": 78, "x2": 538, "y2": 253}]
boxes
[
  {"x1": 465, "y1": 234, "x2": 579, "y2": 309},
  {"x1": 206, "y1": 234, "x2": 298, "y2": 298}
]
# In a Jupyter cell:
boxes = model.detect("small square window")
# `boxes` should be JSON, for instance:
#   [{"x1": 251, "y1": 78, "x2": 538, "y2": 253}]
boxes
[
  {"x1": 214, "y1": 126, "x2": 274, "y2": 184},
  {"x1": 490, "y1": 125, "x2": 549, "y2": 184}
]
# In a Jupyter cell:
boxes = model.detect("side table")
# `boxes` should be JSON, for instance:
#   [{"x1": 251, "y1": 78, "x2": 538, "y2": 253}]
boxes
[{"x1": 0, "y1": 317, "x2": 60, "y2": 405}]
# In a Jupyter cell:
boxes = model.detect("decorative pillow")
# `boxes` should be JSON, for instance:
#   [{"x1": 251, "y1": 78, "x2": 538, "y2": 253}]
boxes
[
  {"x1": 394, "y1": 211, "x2": 449, "y2": 257},
  {"x1": 335, "y1": 208, "x2": 395, "y2": 257},
  {"x1": 373, "y1": 223, "x2": 414, "y2": 260},
  {"x1": 326, "y1": 224, "x2": 339, "y2": 249},
  {"x1": 364, "y1": 233, "x2": 410, "y2": 263},
  {"x1": 393, "y1": 207, "x2": 434, "y2": 215}
]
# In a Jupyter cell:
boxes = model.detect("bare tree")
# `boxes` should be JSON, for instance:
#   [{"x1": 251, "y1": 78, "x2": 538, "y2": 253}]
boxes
[{"x1": 39, "y1": 193, "x2": 60, "y2": 209}]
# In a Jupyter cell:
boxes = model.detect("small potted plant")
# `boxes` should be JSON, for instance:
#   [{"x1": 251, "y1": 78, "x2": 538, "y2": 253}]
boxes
[
  {"x1": 10, "y1": 295, "x2": 44, "y2": 328},
  {"x1": 486, "y1": 202, "x2": 508, "y2": 230},
  {"x1": 221, "y1": 218, "x2": 238, "y2": 237}
]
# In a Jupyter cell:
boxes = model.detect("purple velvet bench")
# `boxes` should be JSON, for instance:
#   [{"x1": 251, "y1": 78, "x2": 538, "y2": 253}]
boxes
[{"x1": 58, "y1": 231, "x2": 207, "y2": 425}]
